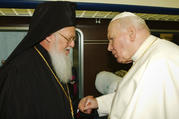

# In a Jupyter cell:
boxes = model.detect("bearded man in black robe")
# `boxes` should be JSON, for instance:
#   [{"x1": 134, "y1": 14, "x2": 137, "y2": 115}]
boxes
[{"x1": 0, "y1": 1, "x2": 76, "y2": 119}]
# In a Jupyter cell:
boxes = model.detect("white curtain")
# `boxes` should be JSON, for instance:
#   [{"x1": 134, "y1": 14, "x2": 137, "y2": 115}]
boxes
[{"x1": 0, "y1": 31, "x2": 27, "y2": 66}]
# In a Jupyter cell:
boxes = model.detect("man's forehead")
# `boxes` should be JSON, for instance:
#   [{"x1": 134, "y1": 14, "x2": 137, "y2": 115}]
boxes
[
  {"x1": 107, "y1": 30, "x2": 113, "y2": 39},
  {"x1": 58, "y1": 26, "x2": 75, "y2": 32},
  {"x1": 108, "y1": 22, "x2": 118, "y2": 33}
]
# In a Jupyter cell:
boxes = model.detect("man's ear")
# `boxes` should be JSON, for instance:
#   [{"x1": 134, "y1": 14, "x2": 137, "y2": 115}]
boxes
[
  {"x1": 40, "y1": 34, "x2": 55, "y2": 52},
  {"x1": 128, "y1": 25, "x2": 136, "y2": 42}
]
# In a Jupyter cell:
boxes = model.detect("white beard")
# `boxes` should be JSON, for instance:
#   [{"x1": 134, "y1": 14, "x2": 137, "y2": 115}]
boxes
[{"x1": 49, "y1": 46, "x2": 72, "y2": 84}]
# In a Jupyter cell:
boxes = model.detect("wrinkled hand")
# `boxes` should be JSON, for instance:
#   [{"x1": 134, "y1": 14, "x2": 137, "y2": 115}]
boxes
[{"x1": 78, "y1": 96, "x2": 98, "y2": 114}]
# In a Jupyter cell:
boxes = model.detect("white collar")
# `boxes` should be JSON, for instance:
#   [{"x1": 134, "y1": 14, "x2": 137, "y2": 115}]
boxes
[{"x1": 132, "y1": 35, "x2": 157, "y2": 62}]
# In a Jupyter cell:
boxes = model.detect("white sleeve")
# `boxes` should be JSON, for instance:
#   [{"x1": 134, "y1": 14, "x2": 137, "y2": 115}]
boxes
[{"x1": 96, "y1": 92, "x2": 115, "y2": 117}]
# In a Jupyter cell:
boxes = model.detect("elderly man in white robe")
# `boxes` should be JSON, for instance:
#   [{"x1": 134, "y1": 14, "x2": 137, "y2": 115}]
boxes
[{"x1": 78, "y1": 12, "x2": 179, "y2": 119}]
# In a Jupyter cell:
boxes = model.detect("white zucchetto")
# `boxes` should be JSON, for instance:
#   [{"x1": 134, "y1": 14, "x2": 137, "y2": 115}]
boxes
[
  {"x1": 95, "y1": 71, "x2": 123, "y2": 94},
  {"x1": 111, "y1": 12, "x2": 137, "y2": 22}
]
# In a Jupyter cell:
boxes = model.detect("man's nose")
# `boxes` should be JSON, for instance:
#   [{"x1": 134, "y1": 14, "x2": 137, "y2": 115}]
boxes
[
  {"x1": 69, "y1": 40, "x2": 75, "y2": 48},
  {"x1": 107, "y1": 43, "x2": 113, "y2": 51}
]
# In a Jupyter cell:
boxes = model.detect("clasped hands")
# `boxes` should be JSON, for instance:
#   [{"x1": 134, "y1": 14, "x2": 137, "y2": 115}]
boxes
[{"x1": 78, "y1": 96, "x2": 98, "y2": 114}]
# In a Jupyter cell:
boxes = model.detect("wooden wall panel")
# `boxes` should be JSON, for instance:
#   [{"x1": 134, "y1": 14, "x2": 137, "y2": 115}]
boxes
[{"x1": 77, "y1": 19, "x2": 132, "y2": 96}]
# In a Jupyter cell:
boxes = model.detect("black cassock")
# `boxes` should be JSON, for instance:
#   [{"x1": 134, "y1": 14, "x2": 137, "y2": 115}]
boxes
[
  {"x1": 0, "y1": 44, "x2": 73, "y2": 119},
  {"x1": 0, "y1": 1, "x2": 76, "y2": 119}
]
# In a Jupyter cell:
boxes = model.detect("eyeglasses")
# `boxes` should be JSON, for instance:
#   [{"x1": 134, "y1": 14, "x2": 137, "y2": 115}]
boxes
[{"x1": 57, "y1": 32, "x2": 76, "y2": 44}]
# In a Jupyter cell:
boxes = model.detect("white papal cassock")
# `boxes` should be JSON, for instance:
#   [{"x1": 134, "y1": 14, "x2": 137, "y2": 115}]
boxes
[{"x1": 96, "y1": 35, "x2": 179, "y2": 119}]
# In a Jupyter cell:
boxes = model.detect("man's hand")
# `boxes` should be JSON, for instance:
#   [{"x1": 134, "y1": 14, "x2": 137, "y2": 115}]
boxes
[{"x1": 78, "y1": 96, "x2": 98, "y2": 114}]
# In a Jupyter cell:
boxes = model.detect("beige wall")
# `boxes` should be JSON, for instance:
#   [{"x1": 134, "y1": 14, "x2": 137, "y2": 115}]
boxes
[{"x1": 50, "y1": 0, "x2": 179, "y2": 8}]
